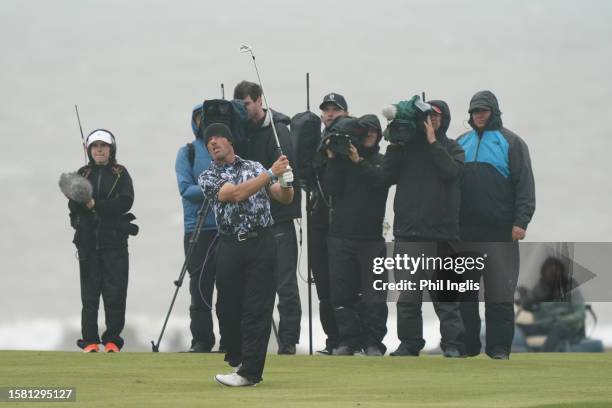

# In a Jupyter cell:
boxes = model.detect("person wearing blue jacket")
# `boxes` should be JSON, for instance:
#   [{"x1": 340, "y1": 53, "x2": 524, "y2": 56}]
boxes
[
  {"x1": 457, "y1": 90, "x2": 536, "y2": 360},
  {"x1": 174, "y1": 104, "x2": 223, "y2": 352}
]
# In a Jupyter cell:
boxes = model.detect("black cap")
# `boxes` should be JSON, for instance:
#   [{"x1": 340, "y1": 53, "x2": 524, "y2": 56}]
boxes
[
  {"x1": 319, "y1": 93, "x2": 348, "y2": 111},
  {"x1": 203, "y1": 123, "x2": 233, "y2": 144}
]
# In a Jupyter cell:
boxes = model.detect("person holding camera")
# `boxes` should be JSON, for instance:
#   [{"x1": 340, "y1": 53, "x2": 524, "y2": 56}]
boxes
[
  {"x1": 323, "y1": 115, "x2": 390, "y2": 356},
  {"x1": 199, "y1": 123, "x2": 294, "y2": 387},
  {"x1": 233, "y1": 81, "x2": 302, "y2": 355},
  {"x1": 174, "y1": 104, "x2": 224, "y2": 353},
  {"x1": 302, "y1": 93, "x2": 349, "y2": 355},
  {"x1": 68, "y1": 129, "x2": 137, "y2": 353},
  {"x1": 457, "y1": 90, "x2": 535, "y2": 360},
  {"x1": 382, "y1": 99, "x2": 466, "y2": 357}
]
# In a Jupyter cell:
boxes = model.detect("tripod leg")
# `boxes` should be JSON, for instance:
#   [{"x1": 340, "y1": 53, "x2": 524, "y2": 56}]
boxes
[{"x1": 151, "y1": 200, "x2": 212, "y2": 352}]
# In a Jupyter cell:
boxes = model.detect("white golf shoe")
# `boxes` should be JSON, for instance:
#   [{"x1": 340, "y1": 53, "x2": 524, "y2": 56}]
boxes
[{"x1": 215, "y1": 372, "x2": 255, "y2": 387}]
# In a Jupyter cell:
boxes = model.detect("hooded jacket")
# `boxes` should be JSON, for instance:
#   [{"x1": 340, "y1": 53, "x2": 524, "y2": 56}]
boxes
[
  {"x1": 175, "y1": 104, "x2": 217, "y2": 233},
  {"x1": 383, "y1": 100, "x2": 465, "y2": 241},
  {"x1": 326, "y1": 115, "x2": 389, "y2": 240},
  {"x1": 242, "y1": 109, "x2": 301, "y2": 223},
  {"x1": 457, "y1": 90, "x2": 536, "y2": 230}
]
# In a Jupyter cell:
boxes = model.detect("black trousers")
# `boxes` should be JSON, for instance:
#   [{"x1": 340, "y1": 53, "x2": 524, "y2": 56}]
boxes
[
  {"x1": 394, "y1": 240, "x2": 465, "y2": 353},
  {"x1": 459, "y1": 224, "x2": 519, "y2": 357},
  {"x1": 308, "y1": 224, "x2": 339, "y2": 350},
  {"x1": 271, "y1": 221, "x2": 301, "y2": 346},
  {"x1": 328, "y1": 237, "x2": 388, "y2": 352},
  {"x1": 77, "y1": 246, "x2": 129, "y2": 349},
  {"x1": 184, "y1": 230, "x2": 220, "y2": 350},
  {"x1": 215, "y1": 229, "x2": 276, "y2": 384}
]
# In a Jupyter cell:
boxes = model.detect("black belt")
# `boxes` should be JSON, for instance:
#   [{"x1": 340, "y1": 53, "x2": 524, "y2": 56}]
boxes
[{"x1": 221, "y1": 227, "x2": 269, "y2": 242}]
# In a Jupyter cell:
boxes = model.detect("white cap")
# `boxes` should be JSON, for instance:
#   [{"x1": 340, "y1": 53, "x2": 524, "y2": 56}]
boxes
[{"x1": 86, "y1": 130, "x2": 114, "y2": 148}]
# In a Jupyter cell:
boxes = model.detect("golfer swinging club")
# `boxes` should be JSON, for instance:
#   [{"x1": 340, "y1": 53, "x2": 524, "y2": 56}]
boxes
[{"x1": 198, "y1": 123, "x2": 294, "y2": 386}]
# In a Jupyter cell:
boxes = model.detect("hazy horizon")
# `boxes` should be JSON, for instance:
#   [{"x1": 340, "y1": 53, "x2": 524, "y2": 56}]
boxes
[{"x1": 1, "y1": 0, "x2": 611, "y2": 351}]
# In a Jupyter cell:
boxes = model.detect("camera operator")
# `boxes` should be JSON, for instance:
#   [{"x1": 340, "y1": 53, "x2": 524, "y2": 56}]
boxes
[
  {"x1": 174, "y1": 104, "x2": 224, "y2": 353},
  {"x1": 323, "y1": 115, "x2": 390, "y2": 356},
  {"x1": 303, "y1": 93, "x2": 349, "y2": 354},
  {"x1": 382, "y1": 99, "x2": 466, "y2": 358}
]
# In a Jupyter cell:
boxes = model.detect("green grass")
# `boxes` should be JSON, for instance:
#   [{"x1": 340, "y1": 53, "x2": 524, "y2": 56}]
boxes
[{"x1": 1, "y1": 351, "x2": 611, "y2": 407}]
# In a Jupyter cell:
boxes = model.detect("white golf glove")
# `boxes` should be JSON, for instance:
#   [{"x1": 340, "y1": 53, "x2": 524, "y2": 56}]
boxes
[{"x1": 279, "y1": 167, "x2": 294, "y2": 188}]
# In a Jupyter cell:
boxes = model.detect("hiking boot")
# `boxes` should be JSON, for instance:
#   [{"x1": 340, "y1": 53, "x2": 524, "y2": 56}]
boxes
[
  {"x1": 364, "y1": 345, "x2": 384, "y2": 356},
  {"x1": 332, "y1": 345, "x2": 355, "y2": 356},
  {"x1": 443, "y1": 347, "x2": 465, "y2": 358},
  {"x1": 82, "y1": 343, "x2": 99, "y2": 353},
  {"x1": 278, "y1": 344, "x2": 296, "y2": 355},
  {"x1": 215, "y1": 373, "x2": 256, "y2": 387},
  {"x1": 104, "y1": 342, "x2": 120, "y2": 353},
  {"x1": 390, "y1": 343, "x2": 419, "y2": 357}
]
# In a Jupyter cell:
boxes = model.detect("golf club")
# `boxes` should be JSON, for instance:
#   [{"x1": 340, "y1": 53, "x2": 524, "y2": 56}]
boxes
[{"x1": 239, "y1": 44, "x2": 292, "y2": 187}]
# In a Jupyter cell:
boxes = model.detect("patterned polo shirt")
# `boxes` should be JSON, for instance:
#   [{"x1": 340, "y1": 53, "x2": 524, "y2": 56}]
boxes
[{"x1": 199, "y1": 155, "x2": 274, "y2": 235}]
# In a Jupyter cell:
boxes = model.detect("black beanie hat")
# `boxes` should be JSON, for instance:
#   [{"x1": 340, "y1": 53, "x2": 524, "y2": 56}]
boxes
[{"x1": 203, "y1": 123, "x2": 234, "y2": 144}]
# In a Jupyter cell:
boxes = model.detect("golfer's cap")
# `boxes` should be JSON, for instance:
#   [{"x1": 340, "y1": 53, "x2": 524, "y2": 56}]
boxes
[
  {"x1": 86, "y1": 129, "x2": 114, "y2": 148},
  {"x1": 320, "y1": 93, "x2": 348, "y2": 112}
]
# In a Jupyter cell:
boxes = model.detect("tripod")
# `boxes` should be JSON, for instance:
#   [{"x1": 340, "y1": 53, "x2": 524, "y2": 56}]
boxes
[{"x1": 151, "y1": 199, "x2": 212, "y2": 352}]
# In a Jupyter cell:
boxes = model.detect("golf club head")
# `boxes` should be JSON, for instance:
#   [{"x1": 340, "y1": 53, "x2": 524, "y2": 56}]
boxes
[{"x1": 239, "y1": 44, "x2": 253, "y2": 54}]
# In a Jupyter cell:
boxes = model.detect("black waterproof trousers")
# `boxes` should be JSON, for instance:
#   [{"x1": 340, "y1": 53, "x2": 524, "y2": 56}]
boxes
[
  {"x1": 215, "y1": 229, "x2": 276, "y2": 383},
  {"x1": 77, "y1": 247, "x2": 129, "y2": 349},
  {"x1": 271, "y1": 221, "x2": 301, "y2": 347},
  {"x1": 184, "y1": 230, "x2": 221, "y2": 351},
  {"x1": 394, "y1": 239, "x2": 465, "y2": 353},
  {"x1": 308, "y1": 222, "x2": 339, "y2": 350},
  {"x1": 459, "y1": 224, "x2": 519, "y2": 357},
  {"x1": 328, "y1": 237, "x2": 388, "y2": 352}
]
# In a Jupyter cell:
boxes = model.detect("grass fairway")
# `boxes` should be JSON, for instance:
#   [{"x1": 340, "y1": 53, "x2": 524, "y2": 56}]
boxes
[{"x1": 1, "y1": 351, "x2": 611, "y2": 407}]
